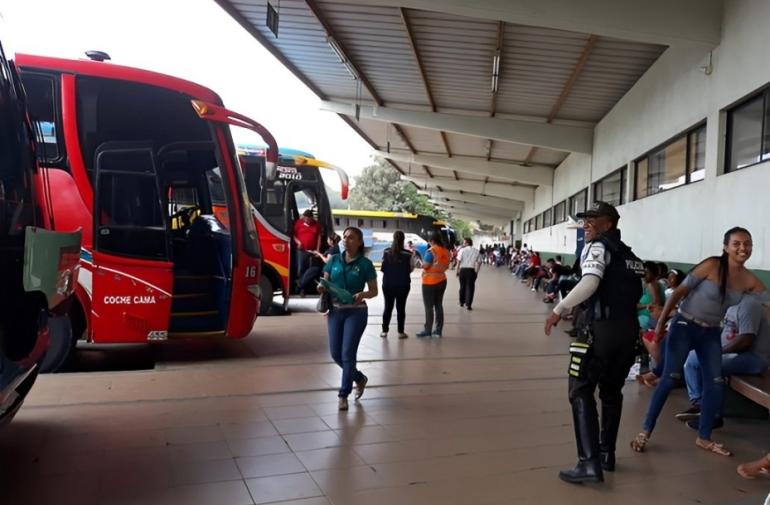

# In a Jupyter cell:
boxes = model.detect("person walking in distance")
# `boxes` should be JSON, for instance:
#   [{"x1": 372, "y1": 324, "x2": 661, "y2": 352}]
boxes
[
  {"x1": 417, "y1": 232, "x2": 451, "y2": 338},
  {"x1": 544, "y1": 202, "x2": 645, "y2": 484},
  {"x1": 381, "y1": 230, "x2": 414, "y2": 339},
  {"x1": 317, "y1": 227, "x2": 378, "y2": 411},
  {"x1": 457, "y1": 238, "x2": 481, "y2": 311}
]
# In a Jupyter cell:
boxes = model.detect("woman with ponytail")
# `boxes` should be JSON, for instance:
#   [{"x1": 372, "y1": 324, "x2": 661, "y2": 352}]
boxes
[
  {"x1": 631, "y1": 227, "x2": 766, "y2": 456},
  {"x1": 317, "y1": 227, "x2": 378, "y2": 411}
]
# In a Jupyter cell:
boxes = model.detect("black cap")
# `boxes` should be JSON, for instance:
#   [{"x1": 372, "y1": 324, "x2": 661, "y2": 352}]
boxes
[{"x1": 576, "y1": 201, "x2": 620, "y2": 221}]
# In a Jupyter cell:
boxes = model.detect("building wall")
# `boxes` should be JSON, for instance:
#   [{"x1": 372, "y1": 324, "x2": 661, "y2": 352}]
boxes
[{"x1": 522, "y1": 0, "x2": 770, "y2": 273}]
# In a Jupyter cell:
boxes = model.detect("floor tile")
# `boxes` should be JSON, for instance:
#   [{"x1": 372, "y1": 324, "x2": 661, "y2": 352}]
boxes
[{"x1": 245, "y1": 472, "x2": 323, "y2": 504}]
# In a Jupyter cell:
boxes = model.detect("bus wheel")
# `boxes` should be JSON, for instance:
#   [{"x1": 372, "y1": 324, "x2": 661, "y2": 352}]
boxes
[
  {"x1": 39, "y1": 315, "x2": 75, "y2": 373},
  {"x1": 259, "y1": 276, "x2": 274, "y2": 316}
]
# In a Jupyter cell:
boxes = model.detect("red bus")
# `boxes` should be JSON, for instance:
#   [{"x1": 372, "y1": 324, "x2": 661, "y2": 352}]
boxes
[
  {"x1": 0, "y1": 41, "x2": 80, "y2": 422},
  {"x1": 17, "y1": 53, "x2": 275, "y2": 365},
  {"x1": 237, "y1": 147, "x2": 348, "y2": 314}
]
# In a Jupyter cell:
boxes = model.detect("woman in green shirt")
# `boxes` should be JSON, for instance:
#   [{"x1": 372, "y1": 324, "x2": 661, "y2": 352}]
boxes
[{"x1": 318, "y1": 227, "x2": 378, "y2": 410}]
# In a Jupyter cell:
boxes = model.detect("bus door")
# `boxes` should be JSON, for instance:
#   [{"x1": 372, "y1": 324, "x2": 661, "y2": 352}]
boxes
[
  {"x1": 89, "y1": 143, "x2": 174, "y2": 343},
  {"x1": 242, "y1": 156, "x2": 291, "y2": 295}
]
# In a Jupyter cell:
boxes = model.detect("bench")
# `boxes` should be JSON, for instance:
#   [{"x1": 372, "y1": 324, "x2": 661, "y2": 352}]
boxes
[{"x1": 729, "y1": 371, "x2": 770, "y2": 413}]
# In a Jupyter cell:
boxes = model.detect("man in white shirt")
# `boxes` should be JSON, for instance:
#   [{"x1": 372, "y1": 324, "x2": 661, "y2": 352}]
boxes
[{"x1": 456, "y1": 238, "x2": 482, "y2": 311}]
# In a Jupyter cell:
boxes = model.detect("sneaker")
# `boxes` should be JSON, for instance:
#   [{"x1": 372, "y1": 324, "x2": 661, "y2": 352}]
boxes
[
  {"x1": 466, "y1": 306, "x2": 472, "y2": 311},
  {"x1": 432, "y1": 330, "x2": 442, "y2": 338},
  {"x1": 416, "y1": 330, "x2": 431, "y2": 338},
  {"x1": 355, "y1": 375, "x2": 368, "y2": 400},
  {"x1": 380, "y1": 331, "x2": 388, "y2": 338},
  {"x1": 459, "y1": 303, "x2": 465, "y2": 307},
  {"x1": 530, "y1": 287, "x2": 536, "y2": 292},
  {"x1": 686, "y1": 417, "x2": 723, "y2": 431},
  {"x1": 675, "y1": 405, "x2": 701, "y2": 422},
  {"x1": 338, "y1": 397, "x2": 348, "y2": 411},
  {"x1": 398, "y1": 332, "x2": 408, "y2": 339}
]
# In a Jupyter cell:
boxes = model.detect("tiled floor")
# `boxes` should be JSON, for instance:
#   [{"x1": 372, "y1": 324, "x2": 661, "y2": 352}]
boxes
[{"x1": 2, "y1": 268, "x2": 769, "y2": 504}]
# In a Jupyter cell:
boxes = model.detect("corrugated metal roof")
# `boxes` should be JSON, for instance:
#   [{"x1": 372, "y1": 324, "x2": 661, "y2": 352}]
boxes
[{"x1": 218, "y1": 0, "x2": 666, "y2": 214}]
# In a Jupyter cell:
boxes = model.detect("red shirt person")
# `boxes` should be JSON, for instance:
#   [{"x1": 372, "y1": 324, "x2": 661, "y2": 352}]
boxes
[{"x1": 293, "y1": 209, "x2": 321, "y2": 284}]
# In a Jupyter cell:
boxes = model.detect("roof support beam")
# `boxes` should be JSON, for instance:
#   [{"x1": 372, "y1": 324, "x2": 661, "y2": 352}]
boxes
[
  {"x1": 434, "y1": 201, "x2": 522, "y2": 220},
  {"x1": 420, "y1": 189, "x2": 525, "y2": 211},
  {"x1": 304, "y1": 0, "x2": 431, "y2": 177},
  {"x1": 403, "y1": 175, "x2": 534, "y2": 206},
  {"x1": 345, "y1": 0, "x2": 721, "y2": 48},
  {"x1": 445, "y1": 212, "x2": 512, "y2": 226},
  {"x1": 434, "y1": 204, "x2": 517, "y2": 225},
  {"x1": 439, "y1": 206, "x2": 516, "y2": 222},
  {"x1": 322, "y1": 101, "x2": 593, "y2": 154},
  {"x1": 377, "y1": 150, "x2": 552, "y2": 186},
  {"x1": 524, "y1": 34, "x2": 598, "y2": 165}
]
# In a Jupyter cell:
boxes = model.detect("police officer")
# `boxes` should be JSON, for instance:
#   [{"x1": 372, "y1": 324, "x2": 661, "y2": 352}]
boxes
[{"x1": 544, "y1": 201, "x2": 644, "y2": 484}]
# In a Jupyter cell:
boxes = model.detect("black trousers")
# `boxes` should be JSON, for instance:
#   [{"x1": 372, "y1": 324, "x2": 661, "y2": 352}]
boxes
[
  {"x1": 568, "y1": 318, "x2": 639, "y2": 457},
  {"x1": 458, "y1": 268, "x2": 477, "y2": 307},
  {"x1": 422, "y1": 280, "x2": 447, "y2": 333},
  {"x1": 382, "y1": 285, "x2": 410, "y2": 333}
]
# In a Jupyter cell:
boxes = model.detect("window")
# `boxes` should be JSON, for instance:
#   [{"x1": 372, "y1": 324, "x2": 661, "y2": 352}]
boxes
[
  {"x1": 334, "y1": 217, "x2": 340, "y2": 226},
  {"x1": 382, "y1": 220, "x2": 387, "y2": 228},
  {"x1": 635, "y1": 123, "x2": 706, "y2": 199},
  {"x1": 727, "y1": 93, "x2": 767, "y2": 172},
  {"x1": 94, "y1": 149, "x2": 166, "y2": 259},
  {"x1": 535, "y1": 214, "x2": 542, "y2": 230},
  {"x1": 76, "y1": 76, "x2": 211, "y2": 181},
  {"x1": 569, "y1": 188, "x2": 587, "y2": 216},
  {"x1": 543, "y1": 208, "x2": 552, "y2": 228},
  {"x1": 594, "y1": 167, "x2": 627, "y2": 206},
  {"x1": 554, "y1": 200, "x2": 566, "y2": 224},
  {"x1": 20, "y1": 73, "x2": 64, "y2": 165}
]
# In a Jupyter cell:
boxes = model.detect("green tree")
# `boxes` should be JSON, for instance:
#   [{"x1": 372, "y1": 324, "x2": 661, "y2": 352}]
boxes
[{"x1": 348, "y1": 160, "x2": 474, "y2": 242}]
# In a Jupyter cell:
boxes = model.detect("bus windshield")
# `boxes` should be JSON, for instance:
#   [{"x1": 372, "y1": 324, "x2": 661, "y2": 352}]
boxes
[{"x1": 71, "y1": 75, "x2": 258, "y2": 258}]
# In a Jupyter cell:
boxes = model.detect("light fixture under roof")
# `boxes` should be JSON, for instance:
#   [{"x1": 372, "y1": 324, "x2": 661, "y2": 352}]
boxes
[
  {"x1": 491, "y1": 50, "x2": 501, "y2": 93},
  {"x1": 327, "y1": 36, "x2": 358, "y2": 80}
]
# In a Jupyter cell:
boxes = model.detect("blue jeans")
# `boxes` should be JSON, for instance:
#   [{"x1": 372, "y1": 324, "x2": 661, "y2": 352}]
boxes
[
  {"x1": 642, "y1": 314, "x2": 723, "y2": 440},
  {"x1": 684, "y1": 350, "x2": 769, "y2": 407},
  {"x1": 328, "y1": 306, "x2": 368, "y2": 397}
]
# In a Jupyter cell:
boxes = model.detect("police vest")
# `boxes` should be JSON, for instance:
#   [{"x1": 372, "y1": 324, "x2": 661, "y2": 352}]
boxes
[
  {"x1": 583, "y1": 233, "x2": 644, "y2": 321},
  {"x1": 422, "y1": 246, "x2": 450, "y2": 285}
]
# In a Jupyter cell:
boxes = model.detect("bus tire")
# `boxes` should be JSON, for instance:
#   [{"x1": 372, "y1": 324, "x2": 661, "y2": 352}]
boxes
[
  {"x1": 259, "y1": 275, "x2": 274, "y2": 316},
  {"x1": 39, "y1": 315, "x2": 75, "y2": 373}
]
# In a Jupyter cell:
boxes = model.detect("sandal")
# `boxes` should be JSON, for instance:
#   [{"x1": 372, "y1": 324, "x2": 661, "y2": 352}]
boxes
[
  {"x1": 635, "y1": 372, "x2": 659, "y2": 388},
  {"x1": 695, "y1": 438, "x2": 732, "y2": 457},
  {"x1": 737, "y1": 454, "x2": 770, "y2": 479},
  {"x1": 630, "y1": 432, "x2": 649, "y2": 452}
]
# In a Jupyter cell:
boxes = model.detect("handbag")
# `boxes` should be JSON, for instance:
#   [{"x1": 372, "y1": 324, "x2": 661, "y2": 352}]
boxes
[{"x1": 316, "y1": 290, "x2": 331, "y2": 313}]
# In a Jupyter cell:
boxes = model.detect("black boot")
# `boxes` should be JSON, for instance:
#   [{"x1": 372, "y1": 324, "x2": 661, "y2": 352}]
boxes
[
  {"x1": 599, "y1": 401, "x2": 623, "y2": 472},
  {"x1": 559, "y1": 396, "x2": 604, "y2": 484}
]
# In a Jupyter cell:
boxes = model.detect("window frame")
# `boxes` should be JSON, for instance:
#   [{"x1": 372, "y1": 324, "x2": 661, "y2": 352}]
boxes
[
  {"x1": 542, "y1": 208, "x2": 552, "y2": 228},
  {"x1": 553, "y1": 200, "x2": 566, "y2": 224},
  {"x1": 725, "y1": 91, "x2": 768, "y2": 173},
  {"x1": 634, "y1": 121, "x2": 706, "y2": 200},
  {"x1": 19, "y1": 71, "x2": 68, "y2": 169},
  {"x1": 593, "y1": 166, "x2": 627, "y2": 206},
  {"x1": 568, "y1": 188, "x2": 588, "y2": 217}
]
